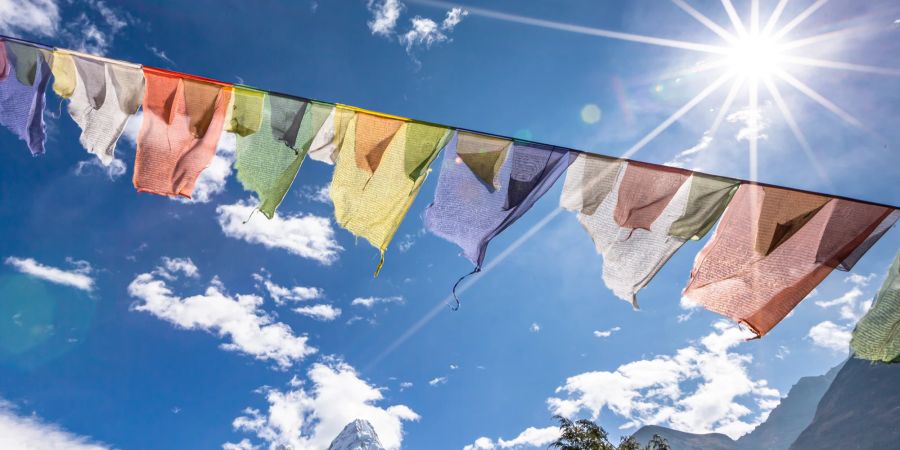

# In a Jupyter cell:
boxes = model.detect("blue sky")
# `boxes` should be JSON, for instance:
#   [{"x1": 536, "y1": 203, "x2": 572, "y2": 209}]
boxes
[{"x1": 1, "y1": 0, "x2": 899, "y2": 449}]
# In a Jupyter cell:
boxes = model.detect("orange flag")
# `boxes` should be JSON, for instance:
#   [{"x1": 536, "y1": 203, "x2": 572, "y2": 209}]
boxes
[
  {"x1": 133, "y1": 68, "x2": 232, "y2": 198},
  {"x1": 683, "y1": 184, "x2": 894, "y2": 337}
]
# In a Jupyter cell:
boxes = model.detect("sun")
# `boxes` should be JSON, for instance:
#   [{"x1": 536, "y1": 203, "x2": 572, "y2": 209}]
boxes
[{"x1": 727, "y1": 33, "x2": 782, "y2": 79}]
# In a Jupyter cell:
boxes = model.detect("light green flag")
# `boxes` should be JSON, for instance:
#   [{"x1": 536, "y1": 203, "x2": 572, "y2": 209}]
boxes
[
  {"x1": 668, "y1": 173, "x2": 740, "y2": 240},
  {"x1": 851, "y1": 249, "x2": 900, "y2": 363},
  {"x1": 234, "y1": 93, "x2": 332, "y2": 218}
]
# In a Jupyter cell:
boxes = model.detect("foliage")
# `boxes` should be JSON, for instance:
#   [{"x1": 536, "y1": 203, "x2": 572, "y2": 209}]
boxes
[{"x1": 548, "y1": 415, "x2": 670, "y2": 450}]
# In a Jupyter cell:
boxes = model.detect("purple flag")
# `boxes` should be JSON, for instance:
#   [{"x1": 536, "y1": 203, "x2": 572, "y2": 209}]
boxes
[
  {"x1": 424, "y1": 131, "x2": 574, "y2": 280},
  {"x1": 0, "y1": 39, "x2": 51, "y2": 156}
]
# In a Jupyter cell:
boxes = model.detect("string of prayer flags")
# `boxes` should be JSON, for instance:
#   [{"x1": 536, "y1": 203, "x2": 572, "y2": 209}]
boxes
[
  {"x1": 331, "y1": 108, "x2": 450, "y2": 274},
  {"x1": 561, "y1": 157, "x2": 726, "y2": 307},
  {"x1": 683, "y1": 184, "x2": 896, "y2": 337},
  {"x1": 234, "y1": 92, "x2": 330, "y2": 218},
  {"x1": 851, "y1": 248, "x2": 900, "y2": 363},
  {"x1": 0, "y1": 39, "x2": 51, "y2": 156},
  {"x1": 50, "y1": 50, "x2": 144, "y2": 165},
  {"x1": 425, "y1": 132, "x2": 573, "y2": 282},
  {"x1": 133, "y1": 67, "x2": 232, "y2": 198}
]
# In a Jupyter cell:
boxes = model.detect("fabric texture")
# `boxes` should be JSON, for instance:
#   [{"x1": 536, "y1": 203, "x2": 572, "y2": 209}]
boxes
[
  {"x1": 308, "y1": 106, "x2": 352, "y2": 164},
  {"x1": 669, "y1": 173, "x2": 740, "y2": 240},
  {"x1": 133, "y1": 68, "x2": 231, "y2": 198},
  {"x1": 235, "y1": 94, "x2": 331, "y2": 218},
  {"x1": 683, "y1": 184, "x2": 895, "y2": 337},
  {"x1": 562, "y1": 157, "x2": 711, "y2": 307},
  {"x1": 224, "y1": 86, "x2": 264, "y2": 137},
  {"x1": 0, "y1": 40, "x2": 51, "y2": 156},
  {"x1": 851, "y1": 249, "x2": 900, "y2": 363},
  {"x1": 51, "y1": 50, "x2": 144, "y2": 165},
  {"x1": 331, "y1": 111, "x2": 450, "y2": 272},
  {"x1": 425, "y1": 132, "x2": 573, "y2": 269}
]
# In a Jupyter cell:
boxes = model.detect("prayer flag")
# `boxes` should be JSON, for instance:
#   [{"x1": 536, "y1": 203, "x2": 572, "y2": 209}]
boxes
[
  {"x1": 562, "y1": 158, "x2": 715, "y2": 307},
  {"x1": 133, "y1": 68, "x2": 231, "y2": 198},
  {"x1": 851, "y1": 247, "x2": 900, "y2": 363},
  {"x1": 0, "y1": 40, "x2": 51, "y2": 156},
  {"x1": 425, "y1": 132, "x2": 572, "y2": 270},
  {"x1": 683, "y1": 184, "x2": 895, "y2": 337},
  {"x1": 331, "y1": 109, "x2": 450, "y2": 273},
  {"x1": 51, "y1": 50, "x2": 144, "y2": 165},
  {"x1": 234, "y1": 93, "x2": 331, "y2": 218}
]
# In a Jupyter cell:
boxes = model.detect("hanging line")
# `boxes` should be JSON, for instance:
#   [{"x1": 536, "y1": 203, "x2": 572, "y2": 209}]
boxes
[{"x1": 0, "y1": 32, "x2": 897, "y2": 211}]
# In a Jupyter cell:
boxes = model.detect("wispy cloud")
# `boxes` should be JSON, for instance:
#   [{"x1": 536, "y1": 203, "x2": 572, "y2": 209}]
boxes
[
  {"x1": 5, "y1": 256, "x2": 94, "y2": 291},
  {"x1": 293, "y1": 304, "x2": 342, "y2": 321},
  {"x1": 217, "y1": 199, "x2": 342, "y2": 265},
  {"x1": 428, "y1": 376, "x2": 447, "y2": 386},
  {"x1": 0, "y1": 0, "x2": 60, "y2": 37},
  {"x1": 366, "y1": 0, "x2": 468, "y2": 62},
  {"x1": 593, "y1": 326, "x2": 621, "y2": 338},
  {"x1": 352, "y1": 296, "x2": 404, "y2": 309},
  {"x1": 808, "y1": 273, "x2": 876, "y2": 352},
  {"x1": 228, "y1": 360, "x2": 418, "y2": 450},
  {"x1": 530, "y1": 322, "x2": 541, "y2": 333},
  {"x1": 74, "y1": 157, "x2": 127, "y2": 180},
  {"x1": 252, "y1": 271, "x2": 323, "y2": 305}
]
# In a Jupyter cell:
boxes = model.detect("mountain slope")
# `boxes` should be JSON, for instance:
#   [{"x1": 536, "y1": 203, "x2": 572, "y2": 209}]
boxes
[
  {"x1": 789, "y1": 357, "x2": 900, "y2": 450},
  {"x1": 630, "y1": 425, "x2": 736, "y2": 450},
  {"x1": 735, "y1": 361, "x2": 843, "y2": 450},
  {"x1": 632, "y1": 360, "x2": 843, "y2": 450},
  {"x1": 327, "y1": 419, "x2": 385, "y2": 450}
]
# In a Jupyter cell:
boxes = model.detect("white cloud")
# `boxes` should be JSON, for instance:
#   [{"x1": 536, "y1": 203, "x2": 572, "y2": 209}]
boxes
[
  {"x1": 228, "y1": 360, "x2": 418, "y2": 450},
  {"x1": 463, "y1": 437, "x2": 495, "y2": 450},
  {"x1": 0, "y1": 0, "x2": 60, "y2": 37},
  {"x1": 5, "y1": 256, "x2": 94, "y2": 291},
  {"x1": 428, "y1": 376, "x2": 447, "y2": 386},
  {"x1": 807, "y1": 321, "x2": 851, "y2": 353},
  {"x1": 217, "y1": 200, "x2": 342, "y2": 265},
  {"x1": 399, "y1": 381, "x2": 413, "y2": 392},
  {"x1": 252, "y1": 272, "x2": 323, "y2": 305},
  {"x1": 128, "y1": 261, "x2": 316, "y2": 369},
  {"x1": 463, "y1": 427, "x2": 560, "y2": 450},
  {"x1": 593, "y1": 326, "x2": 621, "y2": 338},
  {"x1": 299, "y1": 184, "x2": 331, "y2": 204},
  {"x1": 367, "y1": 0, "x2": 403, "y2": 36},
  {"x1": 809, "y1": 273, "x2": 877, "y2": 350},
  {"x1": 293, "y1": 304, "x2": 341, "y2": 321},
  {"x1": 442, "y1": 7, "x2": 467, "y2": 29},
  {"x1": 351, "y1": 296, "x2": 404, "y2": 309},
  {"x1": 147, "y1": 45, "x2": 175, "y2": 66},
  {"x1": 547, "y1": 321, "x2": 779, "y2": 440},
  {"x1": 399, "y1": 8, "x2": 467, "y2": 54},
  {"x1": 450, "y1": 364, "x2": 459, "y2": 370},
  {"x1": 666, "y1": 133, "x2": 713, "y2": 168},
  {"x1": 775, "y1": 345, "x2": 790, "y2": 360},
  {"x1": 529, "y1": 323, "x2": 541, "y2": 333},
  {"x1": 366, "y1": 1, "x2": 468, "y2": 59},
  {"x1": 74, "y1": 157, "x2": 127, "y2": 180},
  {"x1": 0, "y1": 398, "x2": 110, "y2": 450},
  {"x1": 159, "y1": 257, "x2": 199, "y2": 279},
  {"x1": 728, "y1": 107, "x2": 768, "y2": 143}
]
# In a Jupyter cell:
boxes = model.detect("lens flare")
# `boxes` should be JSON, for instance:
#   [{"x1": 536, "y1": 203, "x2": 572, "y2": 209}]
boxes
[{"x1": 580, "y1": 104, "x2": 602, "y2": 124}]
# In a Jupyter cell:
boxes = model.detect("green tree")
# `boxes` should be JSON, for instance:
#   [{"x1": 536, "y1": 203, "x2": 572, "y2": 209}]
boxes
[
  {"x1": 645, "y1": 434, "x2": 671, "y2": 450},
  {"x1": 549, "y1": 415, "x2": 614, "y2": 450},
  {"x1": 547, "y1": 415, "x2": 671, "y2": 450}
]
